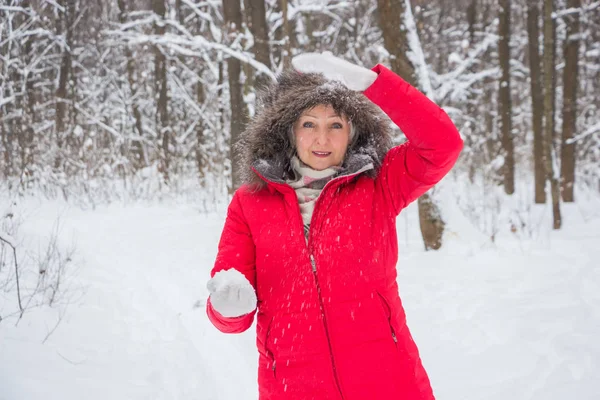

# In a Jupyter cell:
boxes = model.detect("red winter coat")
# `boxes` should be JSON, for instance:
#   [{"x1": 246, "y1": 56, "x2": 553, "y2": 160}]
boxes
[{"x1": 207, "y1": 65, "x2": 463, "y2": 400}]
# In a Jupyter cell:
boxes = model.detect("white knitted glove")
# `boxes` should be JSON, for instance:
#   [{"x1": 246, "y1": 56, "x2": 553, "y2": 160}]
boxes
[
  {"x1": 291, "y1": 52, "x2": 377, "y2": 91},
  {"x1": 207, "y1": 269, "x2": 257, "y2": 318}
]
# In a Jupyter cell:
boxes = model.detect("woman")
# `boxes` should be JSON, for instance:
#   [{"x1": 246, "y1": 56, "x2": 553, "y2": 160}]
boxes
[{"x1": 206, "y1": 53, "x2": 463, "y2": 400}]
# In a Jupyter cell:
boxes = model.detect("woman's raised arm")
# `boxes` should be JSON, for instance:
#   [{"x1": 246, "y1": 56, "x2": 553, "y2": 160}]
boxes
[{"x1": 364, "y1": 64, "x2": 463, "y2": 215}]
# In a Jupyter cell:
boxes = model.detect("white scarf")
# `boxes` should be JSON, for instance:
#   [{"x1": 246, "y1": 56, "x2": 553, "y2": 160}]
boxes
[{"x1": 287, "y1": 156, "x2": 340, "y2": 239}]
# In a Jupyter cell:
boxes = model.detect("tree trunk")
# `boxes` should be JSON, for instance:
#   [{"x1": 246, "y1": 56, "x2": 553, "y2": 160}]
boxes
[
  {"x1": 280, "y1": 0, "x2": 292, "y2": 68},
  {"x1": 0, "y1": 55, "x2": 15, "y2": 181},
  {"x1": 498, "y1": 0, "x2": 515, "y2": 194},
  {"x1": 223, "y1": 0, "x2": 248, "y2": 191},
  {"x1": 376, "y1": 0, "x2": 414, "y2": 83},
  {"x1": 417, "y1": 191, "x2": 445, "y2": 250},
  {"x1": 467, "y1": 0, "x2": 476, "y2": 44},
  {"x1": 594, "y1": 9, "x2": 600, "y2": 114},
  {"x1": 216, "y1": 58, "x2": 227, "y2": 171},
  {"x1": 153, "y1": 0, "x2": 170, "y2": 181},
  {"x1": 466, "y1": 0, "x2": 478, "y2": 183},
  {"x1": 560, "y1": 0, "x2": 581, "y2": 202},
  {"x1": 245, "y1": 0, "x2": 270, "y2": 69},
  {"x1": 543, "y1": 0, "x2": 562, "y2": 229},
  {"x1": 192, "y1": 4, "x2": 208, "y2": 185},
  {"x1": 196, "y1": 70, "x2": 207, "y2": 185},
  {"x1": 304, "y1": 14, "x2": 317, "y2": 52},
  {"x1": 218, "y1": 60, "x2": 226, "y2": 132},
  {"x1": 527, "y1": 2, "x2": 546, "y2": 204},
  {"x1": 54, "y1": 0, "x2": 74, "y2": 170},
  {"x1": 377, "y1": 0, "x2": 445, "y2": 250},
  {"x1": 2, "y1": 8, "x2": 20, "y2": 180},
  {"x1": 23, "y1": 45, "x2": 36, "y2": 178},
  {"x1": 481, "y1": 0, "x2": 499, "y2": 185},
  {"x1": 0, "y1": 96, "x2": 12, "y2": 179},
  {"x1": 176, "y1": 0, "x2": 183, "y2": 23},
  {"x1": 15, "y1": 0, "x2": 36, "y2": 180},
  {"x1": 244, "y1": 0, "x2": 271, "y2": 113},
  {"x1": 118, "y1": 0, "x2": 147, "y2": 170},
  {"x1": 0, "y1": 20, "x2": 8, "y2": 178}
]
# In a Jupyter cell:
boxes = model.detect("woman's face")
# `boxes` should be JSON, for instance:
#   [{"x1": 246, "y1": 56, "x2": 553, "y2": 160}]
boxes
[{"x1": 293, "y1": 104, "x2": 351, "y2": 171}]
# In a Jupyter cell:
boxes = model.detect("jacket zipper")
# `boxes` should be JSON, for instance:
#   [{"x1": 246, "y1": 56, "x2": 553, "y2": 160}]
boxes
[
  {"x1": 260, "y1": 169, "x2": 368, "y2": 398},
  {"x1": 310, "y1": 254, "x2": 344, "y2": 399},
  {"x1": 304, "y1": 176, "x2": 359, "y2": 399}
]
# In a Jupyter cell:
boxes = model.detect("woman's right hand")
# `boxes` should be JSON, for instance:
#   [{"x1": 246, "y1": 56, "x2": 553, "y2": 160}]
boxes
[
  {"x1": 291, "y1": 52, "x2": 377, "y2": 91},
  {"x1": 207, "y1": 268, "x2": 257, "y2": 318}
]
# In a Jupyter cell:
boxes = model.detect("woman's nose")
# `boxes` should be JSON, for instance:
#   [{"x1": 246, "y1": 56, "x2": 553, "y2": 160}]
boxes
[{"x1": 315, "y1": 126, "x2": 328, "y2": 144}]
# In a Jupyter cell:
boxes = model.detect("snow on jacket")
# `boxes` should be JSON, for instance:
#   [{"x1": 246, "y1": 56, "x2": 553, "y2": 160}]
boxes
[{"x1": 207, "y1": 64, "x2": 463, "y2": 400}]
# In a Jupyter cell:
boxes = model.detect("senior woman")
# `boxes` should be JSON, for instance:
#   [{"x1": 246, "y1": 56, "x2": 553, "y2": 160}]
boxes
[{"x1": 206, "y1": 53, "x2": 463, "y2": 400}]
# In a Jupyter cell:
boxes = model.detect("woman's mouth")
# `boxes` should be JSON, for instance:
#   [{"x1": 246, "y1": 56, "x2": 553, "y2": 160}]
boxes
[{"x1": 312, "y1": 151, "x2": 331, "y2": 158}]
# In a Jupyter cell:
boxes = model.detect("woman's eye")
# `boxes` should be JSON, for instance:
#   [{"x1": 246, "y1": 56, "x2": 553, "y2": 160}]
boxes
[
  {"x1": 331, "y1": 122, "x2": 343, "y2": 129},
  {"x1": 302, "y1": 121, "x2": 314, "y2": 128}
]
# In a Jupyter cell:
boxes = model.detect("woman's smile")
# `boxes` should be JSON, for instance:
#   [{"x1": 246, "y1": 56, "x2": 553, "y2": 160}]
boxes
[{"x1": 312, "y1": 151, "x2": 332, "y2": 158}]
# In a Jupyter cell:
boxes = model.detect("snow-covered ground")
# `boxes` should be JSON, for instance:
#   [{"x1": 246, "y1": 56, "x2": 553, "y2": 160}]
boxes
[{"x1": 1, "y1": 192, "x2": 599, "y2": 400}]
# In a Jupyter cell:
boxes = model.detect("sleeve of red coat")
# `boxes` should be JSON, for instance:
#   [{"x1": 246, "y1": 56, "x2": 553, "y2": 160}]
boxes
[
  {"x1": 364, "y1": 64, "x2": 464, "y2": 215},
  {"x1": 206, "y1": 189, "x2": 257, "y2": 333}
]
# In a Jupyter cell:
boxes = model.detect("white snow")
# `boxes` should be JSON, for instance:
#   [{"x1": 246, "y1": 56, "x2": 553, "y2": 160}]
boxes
[{"x1": 1, "y1": 190, "x2": 599, "y2": 400}]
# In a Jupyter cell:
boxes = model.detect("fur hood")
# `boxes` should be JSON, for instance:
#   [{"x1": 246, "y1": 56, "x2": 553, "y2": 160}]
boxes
[{"x1": 236, "y1": 70, "x2": 393, "y2": 188}]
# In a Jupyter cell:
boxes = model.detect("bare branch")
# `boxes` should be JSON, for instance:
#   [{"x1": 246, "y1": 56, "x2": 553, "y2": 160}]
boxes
[{"x1": 0, "y1": 233, "x2": 22, "y2": 314}]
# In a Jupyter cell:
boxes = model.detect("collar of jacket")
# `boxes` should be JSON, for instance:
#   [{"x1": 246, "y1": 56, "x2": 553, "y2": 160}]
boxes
[{"x1": 251, "y1": 161, "x2": 374, "y2": 196}]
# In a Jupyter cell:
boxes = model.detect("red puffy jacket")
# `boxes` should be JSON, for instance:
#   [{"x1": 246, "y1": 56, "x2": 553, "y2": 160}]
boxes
[{"x1": 207, "y1": 65, "x2": 463, "y2": 400}]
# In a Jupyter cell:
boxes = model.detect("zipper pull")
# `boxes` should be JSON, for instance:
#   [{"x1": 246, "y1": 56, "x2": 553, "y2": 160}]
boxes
[
  {"x1": 309, "y1": 254, "x2": 316, "y2": 272},
  {"x1": 392, "y1": 332, "x2": 398, "y2": 343}
]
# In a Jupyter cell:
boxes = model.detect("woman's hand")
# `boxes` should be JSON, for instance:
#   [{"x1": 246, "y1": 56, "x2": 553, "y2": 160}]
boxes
[
  {"x1": 291, "y1": 52, "x2": 377, "y2": 91},
  {"x1": 207, "y1": 269, "x2": 257, "y2": 318}
]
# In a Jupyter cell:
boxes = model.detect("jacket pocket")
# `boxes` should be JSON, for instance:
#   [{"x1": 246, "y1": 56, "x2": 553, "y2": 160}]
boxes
[
  {"x1": 266, "y1": 318, "x2": 277, "y2": 377},
  {"x1": 258, "y1": 316, "x2": 276, "y2": 376},
  {"x1": 375, "y1": 291, "x2": 398, "y2": 346}
]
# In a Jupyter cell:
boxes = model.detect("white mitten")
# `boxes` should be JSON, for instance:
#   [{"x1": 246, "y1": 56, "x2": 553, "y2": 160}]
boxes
[
  {"x1": 291, "y1": 52, "x2": 377, "y2": 91},
  {"x1": 207, "y1": 269, "x2": 257, "y2": 318}
]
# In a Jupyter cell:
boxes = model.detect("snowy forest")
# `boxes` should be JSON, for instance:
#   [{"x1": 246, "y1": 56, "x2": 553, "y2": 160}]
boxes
[
  {"x1": 1, "y1": 0, "x2": 599, "y2": 229},
  {"x1": 1, "y1": 1, "x2": 600, "y2": 399}
]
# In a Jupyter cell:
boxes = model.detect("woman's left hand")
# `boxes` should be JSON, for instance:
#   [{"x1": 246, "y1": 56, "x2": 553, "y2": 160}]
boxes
[
  {"x1": 291, "y1": 52, "x2": 377, "y2": 91},
  {"x1": 207, "y1": 268, "x2": 257, "y2": 318}
]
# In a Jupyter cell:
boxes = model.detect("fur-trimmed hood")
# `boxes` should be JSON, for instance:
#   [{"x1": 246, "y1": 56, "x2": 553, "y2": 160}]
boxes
[{"x1": 235, "y1": 70, "x2": 393, "y2": 188}]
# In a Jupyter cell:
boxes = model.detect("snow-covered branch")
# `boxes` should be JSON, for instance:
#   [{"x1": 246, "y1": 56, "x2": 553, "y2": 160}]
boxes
[
  {"x1": 104, "y1": 29, "x2": 275, "y2": 79},
  {"x1": 553, "y1": 2, "x2": 600, "y2": 19},
  {"x1": 181, "y1": 0, "x2": 218, "y2": 23},
  {"x1": 0, "y1": 96, "x2": 15, "y2": 108},
  {"x1": 566, "y1": 122, "x2": 600, "y2": 144},
  {"x1": 403, "y1": 0, "x2": 434, "y2": 98},
  {"x1": 288, "y1": 2, "x2": 352, "y2": 20},
  {"x1": 0, "y1": 6, "x2": 31, "y2": 14},
  {"x1": 435, "y1": 33, "x2": 498, "y2": 102},
  {"x1": 0, "y1": 231, "x2": 22, "y2": 314}
]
